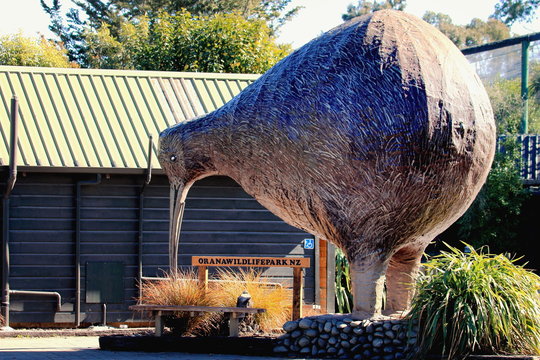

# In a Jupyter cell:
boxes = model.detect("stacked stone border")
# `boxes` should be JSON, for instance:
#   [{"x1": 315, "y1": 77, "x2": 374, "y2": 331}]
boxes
[{"x1": 273, "y1": 315, "x2": 419, "y2": 359}]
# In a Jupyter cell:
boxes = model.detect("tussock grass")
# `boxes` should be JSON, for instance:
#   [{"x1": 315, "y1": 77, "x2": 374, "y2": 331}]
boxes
[
  {"x1": 408, "y1": 243, "x2": 540, "y2": 359},
  {"x1": 215, "y1": 268, "x2": 291, "y2": 332},
  {"x1": 138, "y1": 269, "x2": 222, "y2": 335},
  {"x1": 138, "y1": 268, "x2": 290, "y2": 334}
]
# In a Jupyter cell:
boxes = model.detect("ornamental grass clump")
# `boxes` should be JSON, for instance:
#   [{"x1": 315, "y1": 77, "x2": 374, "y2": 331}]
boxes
[
  {"x1": 138, "y1": 270, "x2": 222, "y2": 335},
  {"x1": 215, "y1": 268, "x2": 291, "y2": 332},
  {"x1": 138, "y1": 268, "x2": 290, "y2": 335},
  {"x1": 408, "y1": 244, "x2": 540, "y2": 359}
]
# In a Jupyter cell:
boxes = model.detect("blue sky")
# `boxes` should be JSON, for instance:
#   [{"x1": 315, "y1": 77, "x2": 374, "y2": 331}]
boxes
[{"x1": 0, "y1": 0, "x2": 539, "y2": 49}]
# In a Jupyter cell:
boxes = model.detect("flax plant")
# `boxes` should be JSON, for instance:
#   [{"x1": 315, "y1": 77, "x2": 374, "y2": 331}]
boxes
[
  {"x1": 408, "y1": 244, "x2": 540, "y2": 359},
  {"x1": 335, "y1": 248, "x2": 353, "y2": 313}
]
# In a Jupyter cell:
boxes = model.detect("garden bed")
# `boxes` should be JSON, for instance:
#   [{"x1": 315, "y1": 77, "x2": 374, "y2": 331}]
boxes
[
  {"x1": 98, "y1": 332, "x2": 539, "y2": 359},
  {"x1": 99, "y1": 334, "x2": 276, "y2": 356}
]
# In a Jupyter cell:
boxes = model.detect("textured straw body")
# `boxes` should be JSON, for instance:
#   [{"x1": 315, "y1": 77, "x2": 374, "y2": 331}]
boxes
[{"x1": 159, "y1": 10, "x2": 496, "y2": 317}]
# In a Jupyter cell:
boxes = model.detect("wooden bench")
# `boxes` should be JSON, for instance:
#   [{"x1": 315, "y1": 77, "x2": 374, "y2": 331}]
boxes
[{"x1": 130, "y1": 304, "x2": 266, "y2": 337}]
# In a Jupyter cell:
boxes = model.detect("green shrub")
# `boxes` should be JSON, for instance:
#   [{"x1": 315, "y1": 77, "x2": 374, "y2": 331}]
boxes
[
  {"x1": 0, "y1": 33, "x2": 74, "y2": 68},
  {"x1": 408, "y1": 243, "x2": 540, "y2": 359},
  {"x1": 335, "y1": 248, "x2": 353, "y2": 313},
  {"x1": 455, "y1": 136, "x2": 529, "y2": 254}
]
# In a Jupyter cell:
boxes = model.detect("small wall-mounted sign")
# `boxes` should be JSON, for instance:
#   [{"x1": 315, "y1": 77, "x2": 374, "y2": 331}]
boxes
[
  {"x1": 192, "y1": 256, "x2": 310, "y2": 268},
  {"x1": 303, "y1": 238, "x2": 315, "y2": 249}
]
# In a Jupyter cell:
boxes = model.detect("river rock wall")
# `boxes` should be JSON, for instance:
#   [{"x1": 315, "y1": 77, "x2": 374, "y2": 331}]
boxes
[{"x1": 273, "y1": 315, "x2": 419, "y2": 359}]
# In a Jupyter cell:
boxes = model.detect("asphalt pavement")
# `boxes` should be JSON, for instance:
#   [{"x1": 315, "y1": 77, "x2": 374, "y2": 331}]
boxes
[{"x1": 0, "y1": 336, "x2": 296, "y2": 360}]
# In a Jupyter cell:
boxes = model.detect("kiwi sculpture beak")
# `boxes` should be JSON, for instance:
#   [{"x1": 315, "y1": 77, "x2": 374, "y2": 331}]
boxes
[{"x1": 168, "y1": 182, "x2": 185, "y2": 273}]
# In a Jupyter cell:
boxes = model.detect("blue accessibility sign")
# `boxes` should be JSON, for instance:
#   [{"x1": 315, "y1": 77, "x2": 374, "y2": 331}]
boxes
[{"x1": 303, "y1": 238, "x2": 315, "y2": 249}]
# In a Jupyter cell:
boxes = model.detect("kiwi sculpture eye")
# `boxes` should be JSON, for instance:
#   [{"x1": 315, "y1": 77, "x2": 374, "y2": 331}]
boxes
[
  {"x1": 169, "y1": 155, "x2": 177, "y2": 162},
  {"x1": 158, "y1": 10, "x2": 496, "y2": 319}
]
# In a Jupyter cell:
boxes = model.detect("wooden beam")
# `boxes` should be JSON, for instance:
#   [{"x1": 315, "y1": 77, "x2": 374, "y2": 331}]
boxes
[
  {"x1": 130, "y1": 304, "x2": 266, "y2": 313},
  {"x1": 197, "y1": 266, "x2": 208, "y2": 292},
  {"x1": 319, "y1": 239, "x2": 328, "y2": 311},
  {"x1": 292, "y1": 267, "x2": 303, "y2": 320}
]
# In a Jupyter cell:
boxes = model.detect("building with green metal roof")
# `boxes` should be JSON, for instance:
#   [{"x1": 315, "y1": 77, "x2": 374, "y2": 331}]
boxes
[
  {"x1": 0, "y1": 66, "x2": 257, "y2": 171},
  {"x1": 0, "y1": 65, "x2": 332, "y2": 328}
]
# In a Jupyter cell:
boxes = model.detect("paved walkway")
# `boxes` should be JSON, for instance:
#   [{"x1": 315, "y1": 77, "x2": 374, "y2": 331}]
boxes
[{"x1": 0, "y1": 336, "x2": 299, "y2": 360}]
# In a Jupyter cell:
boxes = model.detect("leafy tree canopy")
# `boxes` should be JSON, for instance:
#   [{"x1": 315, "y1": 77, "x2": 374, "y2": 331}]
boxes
[
  {"x1": 342, "y1": 0, "x2": 406, "y2": 21},
  {"x1": 0, "y1": 33, "x2": 74, "y2": 68},
  {"x1": 423, "y1": 12, "x2": 511, "y2": 48},
  {"x1": 41, "y1": 0, "x2": 299, "y2": 67},
  {"x1": 492, "y1": 0, "x2": 540, "y2": 25},
  {"x1": 485, "y1": 63, "x2": 540, "y2": 135},
  {"x1": 84, "y1": 10, "x2": 291, "y2": 73},
  {"x1": 341, "y1": 1, "x2": 510, "y2": 49}
]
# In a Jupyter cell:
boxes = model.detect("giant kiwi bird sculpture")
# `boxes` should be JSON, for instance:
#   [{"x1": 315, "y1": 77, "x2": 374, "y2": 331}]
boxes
[{"x1": 158, "y1": 10, "x2": 496, "y2": 319}]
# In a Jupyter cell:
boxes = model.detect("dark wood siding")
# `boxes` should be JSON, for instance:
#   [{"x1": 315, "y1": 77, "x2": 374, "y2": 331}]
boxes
[{"x1": 3, "y1": 172, "x2": 315, "y2": 325}]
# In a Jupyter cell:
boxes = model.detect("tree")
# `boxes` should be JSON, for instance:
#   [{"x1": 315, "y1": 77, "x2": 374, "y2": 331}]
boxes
[
  {"x1": 111, "y1": 0, "x2": 302, "y2": 31},
  {"x1": 422, "y1": 11, "x2": 510, "y2": 48},
  {"x1": 340, "y1": 3, "x2": 510, "y2": 49},
  {"x1": 342, "y1": 0, "x2": 406, "y2": 21},
  {"x1": 492, "y1": 0, "x2": 540, "y2": 25},
  {"x1": 41, "y1": 0, "x2": 300, "y2": 66},
  {"x1": 0, "y1": 33, "x2": 74, "y2": 68},
  {"x1": 485, "y1": 65, "x2": 540, "y2": 135},
  {"x1": 84, "y1": 10, "x2": 291, "y2": 73}
]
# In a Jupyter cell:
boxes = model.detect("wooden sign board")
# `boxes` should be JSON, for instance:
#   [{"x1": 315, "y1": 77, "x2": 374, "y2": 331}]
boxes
[{"x1": 192, "y1": 256, "x2": 310, "y2": 268}]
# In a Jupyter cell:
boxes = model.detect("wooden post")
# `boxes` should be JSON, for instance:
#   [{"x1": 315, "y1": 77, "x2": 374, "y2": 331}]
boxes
[
  {"x1": 198, "y1": 265, "x2": 208, "y2": 292},
  {"x1": 228, "y1": 313, "x2": 240, "y2": 337},
  {"x1": 292, "y1": 267, "x2": 303, "y2": 320},
  {"x1": 154, "y1": 310, "x2": 164, "y2": 336},
  {"x1": 319, "y1": 239, "x2": 328, "y2": 311}
]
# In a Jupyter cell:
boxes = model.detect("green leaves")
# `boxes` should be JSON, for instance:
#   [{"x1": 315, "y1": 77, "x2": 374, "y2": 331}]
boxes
[
  {"x1": 408, "y1": 243, "x2": 540, "y2": 359},
  {"x1": 335, "y1": 248, "x2": 353, "y2": 313},
  {"x1": 486, "y1": 65, "x2": 540, "y2": 135},
  {"x1": 0, "y1": 33, "x2": 74, "y2": 68},
  {"x1": 456, "y1": 136, "x2": 529, "y2": 254},
  {"x1": 492, "y1": 0, "x2": 540, "y2": 25},
  {"x1": 84, "y1": 10, "x2": 291, "y2": 72},
  {"x1": 41, "y1": 0, "x2": 299, "y2": 66},
  {"x1": 422, "y1": 12, "x2": 511, "y2": 48}
]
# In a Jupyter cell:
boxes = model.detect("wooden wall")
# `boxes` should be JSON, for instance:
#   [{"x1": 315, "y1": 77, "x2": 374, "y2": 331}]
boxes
[{"x1": 1, "y1": 172, "x2": 324, "y2": 325}]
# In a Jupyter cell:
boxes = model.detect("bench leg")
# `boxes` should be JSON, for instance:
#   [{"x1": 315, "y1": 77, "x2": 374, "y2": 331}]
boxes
[
  {"x1": 155, "y1": 311, "x2": 164, "y2": 337},
  {"x1": 228, "y1": 313, "x2": 239, "y2": 337}
]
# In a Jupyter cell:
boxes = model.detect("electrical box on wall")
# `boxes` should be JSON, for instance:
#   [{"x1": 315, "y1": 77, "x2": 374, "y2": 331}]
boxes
[{"x1": 86, "y1": 261, "x2": 124, "y2": 304}]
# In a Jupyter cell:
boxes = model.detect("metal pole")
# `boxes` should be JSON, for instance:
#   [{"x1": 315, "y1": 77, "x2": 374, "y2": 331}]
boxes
[
  {"x1": 521, "y1": 40, "x2": 530, "y2": 134},
  {"x1": 1, "y1": 198, "x2": 10, "y2": 328},
  {"x1": 2, "y1": 96, "x2": 19, "y2": 329},
  {"x1": 138, "y1": 137, "x2": 153, "y2": 298},
  {"x1": 75, "y1": 174, "x2": 101, "y2": 327}
]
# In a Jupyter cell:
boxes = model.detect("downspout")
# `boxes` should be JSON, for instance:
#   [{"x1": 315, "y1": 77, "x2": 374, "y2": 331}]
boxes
[
  {"x1": 138, "y1": 137, "x2": 153, "y2": 299},
  {"x1": 8, "y1": 290, "x2": 61, "y2": 311},
  {"x1": 2, "y1": 96, "x2": 19, "y2": 328},
  {"x1": 75, "y1": 174, "x2": 102, "y2": 327}
]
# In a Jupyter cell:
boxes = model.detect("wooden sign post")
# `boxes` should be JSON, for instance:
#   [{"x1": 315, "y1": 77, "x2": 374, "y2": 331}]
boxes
[{"x1": 191, "y1": 256, "x2": 310, "y2": 320}]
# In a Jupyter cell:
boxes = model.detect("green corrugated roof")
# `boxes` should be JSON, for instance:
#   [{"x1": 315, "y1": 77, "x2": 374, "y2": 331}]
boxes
[{"x1": 0, "y1": 66, "x2": 258, "y2": 172}]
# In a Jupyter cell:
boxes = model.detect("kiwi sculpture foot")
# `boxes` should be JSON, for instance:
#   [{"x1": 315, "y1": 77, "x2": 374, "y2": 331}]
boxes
[{"x1": 158, "y1": 10, "x2": 496, "y2": 319}]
